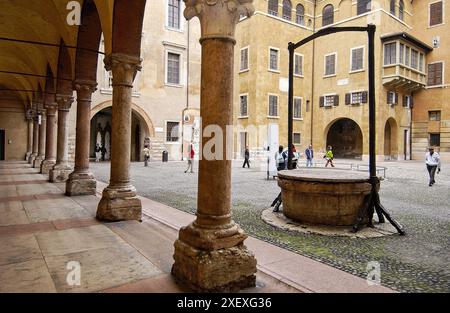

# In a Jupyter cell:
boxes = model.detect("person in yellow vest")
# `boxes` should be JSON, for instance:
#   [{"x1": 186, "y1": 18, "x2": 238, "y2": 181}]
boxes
[{"x1": 324, "y1": 146, "x2": 335, "y2": 167}]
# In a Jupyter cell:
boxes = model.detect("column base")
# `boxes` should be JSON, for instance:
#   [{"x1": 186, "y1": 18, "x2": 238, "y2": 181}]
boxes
[
  {"x1": 66, "y1": 172, "x2": 97, "y2": 196},
  {"x1": 49, "y1": 164, "x2": 73, "y2": 182},
  {"x1": 172, "y1": 239, "x2": 257, "y2": 292},
  {"x1": 28, "y1": 154, "x2": 37, "y2": 164},
  {"x1": 33, "y1": 156, "x2": 45, "y2": 168},
  {"x1": 25, "y1": 152, "x2": 32, "y2": 161},
  {"x1": 96, "y1": 186, "x2": 142, "y2": 221},
  {"x1": 40, "y1": 160, "x2": 56, "y2": 174}
]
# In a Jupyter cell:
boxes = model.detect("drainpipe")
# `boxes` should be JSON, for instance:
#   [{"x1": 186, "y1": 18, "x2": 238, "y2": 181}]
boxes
[
  {"x1": 310, "y1": 1, "x2": 317, "y2": 148},
  {"x1": 410, "y1": 91, "x2": 413, "y2": 160}
]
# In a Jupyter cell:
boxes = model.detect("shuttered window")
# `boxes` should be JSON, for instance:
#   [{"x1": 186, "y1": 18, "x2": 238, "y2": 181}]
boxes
[
  {"x1": 166, "y1": 122, "x2": 179, "y2": 142},
  {"x1": 269, "y1": 95, "x2": 278, "y2": 116},
  {"x1": 390, "y1": 0, "x2": 396, "y2": 15},
  {"x1": 351, "y1": 47, "x2": 364, "y2": 71},
  {"x1": 294, "y1": 54, "x2": 303, "y2": 76},
  {"x1": 167, "y1": 52, "x2": 180, "y2": 84},
  {"x1": 430, "y1": 1, "x2": 443, "y2": 26},
  {"x1": 399, "y1": 0, "x2": 404, "y2": 21},
  {"x1": 322, "y1": 5, "x2": 334, "y2": 26},
  {"x1": 357, "y1": 0, "x2": 371, "y2": 15},
  {"x1": 428, "y1": 62, "x2": 443, "y2": 86},
  {"x1": 269, "y1": 48, "x2": 279, "y2": 71},
  {"x1": 240, "y1": 95, "x2": 248, "y2": 116},
  {"x1": 325, "y1": 54, "x2": 336, "y2": 76},
  {"x1": 399, "y1": 44, "x2": 404, "y2": 64},
  {"x1": 293, "y1": 98, "x2": 302, "y2": 118},
  {"x1": 293, "y1": 133, "x2": 301, "y2": 144},
  {"x1": 240, "y1": 47, "x2": 249, "y2": 71}
]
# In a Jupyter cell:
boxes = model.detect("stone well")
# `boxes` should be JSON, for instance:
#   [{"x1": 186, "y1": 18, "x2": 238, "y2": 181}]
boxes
[{"x1": 277, "y1": 169, "x2": 380, "y2": 226}]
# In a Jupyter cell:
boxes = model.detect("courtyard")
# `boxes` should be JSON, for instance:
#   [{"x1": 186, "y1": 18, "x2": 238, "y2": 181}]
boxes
[{"x1": 90, "y1": 158, "x2": 450, "y2": 293}]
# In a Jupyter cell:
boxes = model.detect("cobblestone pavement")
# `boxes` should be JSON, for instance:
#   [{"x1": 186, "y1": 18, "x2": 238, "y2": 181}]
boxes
[{"x1": 90, "y1": 158, "x2": 450, "y2": 293}]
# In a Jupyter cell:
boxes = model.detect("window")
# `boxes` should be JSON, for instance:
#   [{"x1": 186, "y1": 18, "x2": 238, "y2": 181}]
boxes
[
  {"x1": 390, "y1": 0, "x2": 396, "y2": 15},
  {"x1": 293, "y1": 133, "x2": 301, "y2": 144},
  {"x1": 282, "y1": 0, "x2": 292, "y2": 21},
  {"x1": 320, "y1": 95, "x2": 338, "y2": 107},
  {"x1": 384, "y1": 43, "x2": 396, "y2": 65},
  {"x1": 167, "y1": 52, "x2": 180, "y2": 84},
  {"x1": 399, "y1": 44, "x2": 404, "y2": 64},
  {"x1": 240, "y1": 95, "x2": 248, "y2": 117},
  {"x1": 325, "y1": 53, "x2": 336, "y2": 76},
  {"x1": 268, "y1": 95, "x2": 278, "y2": 116},
  {"x1": 346, "y1": 91, "x2": 368, "y2": 105},
  {"x1": 405, "y1": 46, "x2": 410, "y2": 66},
  {"x1": 106, "y1": 71, "x2": 113, "y2": 89},
  {"x1": 322, "y1": 5, "x2": 334, "y2": 26},
  {"x1": 168, "y1": 0, "x2": 181, "y2": 29},
  {"x1": 399, "y1": 0, "x2": 404, "y2": 21},
  {"x1": 429, "y1": 1, "x2": 443, "y2": 26},
  {"x1": 268, "y1": 0, "x2": 278, "y2": 16},
  {"x1": 296, "y1": 4, "x2": 305, "y2": 25},
  {"x1": 294, "y1": 54, "x2": 303, "y2": 76},
  {"x1": 429, "y1": 111, "x2": 441, "y2": 121},
  {"x1": 411, "y1": 49, "x2": 419, "y2": 69},
  {"x1": 293, "y1": 98, "x2": 302, "y2": 118},
  {"x1": 428, "y1": 62, "x2": 443, "y2": 86},
  {"x1": 357, "y1": 0, "x2": 371, "y2": 15},
  {"x1": 166, "y1": 121, "x2": 180, "y2": 142},
  {"x1": 269, "y1": 48, "x2": 279, "y2": 71},
  {"x1": 403, "y1": 95, "x2": 412, "y2": 108},
  {"x1": 351, "y1": 47, "x2": 364, "y2": 72},
  {"x1": 240, "y1": 47, "x2": 249, "y2": 71},
  {"x1": 419, "y1": 53, "x2": 424, "y2": 72},
  {"x1": 387, "y1": 91, "x2": 398, "y2": 105},
  {"x1": 430, "y1": 133, "x2": 440, "y2": 146}
]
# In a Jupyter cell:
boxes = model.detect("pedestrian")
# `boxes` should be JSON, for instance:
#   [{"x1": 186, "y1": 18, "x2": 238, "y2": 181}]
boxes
[
  {"x1": 143, "y1": 146, "x2": 150, "y2": 167},
  {"x1": 305, "y1": 144, "x2": 314, "y2": 167},
  {"x1": 425, "y1": 146, "x2": 441, "y2": 186},
  {"x1": 242, "y1": 146, "x2": 250, "y2": 168},
  {"x1": 185, "y1": 142, "x2": 195, "y2": 173},
  {"x1": 291, "y1": 144, "x2": 299, "y2": 169},
  {"x1": 324, "y1": 145, "x2": 335, "y2": 167},
  {"x1": 275, "y1": 145, "x2": 286, "y2": 171},
  {"x1": 94, "y1": 143, "x2": 101, "y2": 162}
]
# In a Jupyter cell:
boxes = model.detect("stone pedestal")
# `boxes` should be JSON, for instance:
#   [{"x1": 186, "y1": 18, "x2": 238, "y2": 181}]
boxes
[
  {"x1": 66, "y1": 81, "x2": 97, "y2": 196},
  {"x1": 50, "y1": 95, "x2": 74, "y2": 182},
  {"x1": 96, "y1": 54, "x2": 142, "y2": 222},
  {"x1": 171, "y1": 0, "x2": 256, "y2": 292}
]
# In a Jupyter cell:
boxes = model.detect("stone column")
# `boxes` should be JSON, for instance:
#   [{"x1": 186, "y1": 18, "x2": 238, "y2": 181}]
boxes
[
  {"x1": 25, "y1": 115, "x2": 33, "y2": 161},
  {"x1": 41, "y1": 103, "x2": 58, "y2": 174},
  {"x1": 28, "y1": 108, "x2": 39, "y2": 164},
  {"x1": 96, "y1": 54, "x2": 142, "y2": 221},
  {"x1": 66, "y1": 81, "x2": 97, "y2": 196},
  {"x1": 50, "y1": 95, "x2": 74, "y2": 182},
  {"x1": 171, "y1": 0, "x2": 256, "y2": 292},
  {"x1": 33, "y1": 109, "x2": 46, "y2": 168}
]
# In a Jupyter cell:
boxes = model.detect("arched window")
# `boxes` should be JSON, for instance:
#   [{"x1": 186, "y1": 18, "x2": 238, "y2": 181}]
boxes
[
  {"x1": 282, "y1": 0, "x2": 292, "y2": 21},
  {"x1": 357, "y1": 0, "x2": 371, "y2": 15},
  {"x1": 268, "y1": 0, "x2": 278, "y2": 16},
  {"x1": 390, "y1": 0, "x2": 396, "y2": 15},
  {"x1": 296, "y1": 4, "x2": 305, "y2": 25},
  {"x1": 399, "y1": 0, "x2": 404, "y2": 21},
  {"x1": 322, "y1": 4, "x2": 334, "y2": 26}
]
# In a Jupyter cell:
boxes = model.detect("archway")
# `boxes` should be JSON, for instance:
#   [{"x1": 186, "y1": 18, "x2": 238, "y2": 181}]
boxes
[
  {"x1": 90, "y1": 106, "x2": 151, "y2": 161},
  {"x1": 326, "y1": 118, "x2": 363, "y2": 159},
  {"x1": 384, "y1": 118, "x2": 398, "y2": 160}
]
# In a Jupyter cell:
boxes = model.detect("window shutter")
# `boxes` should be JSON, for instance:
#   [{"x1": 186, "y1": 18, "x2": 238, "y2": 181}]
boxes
[
  {"x1": 395, "y1": 93, "x2": 399, "y2": 104},
  {"x1": 387, "y1": 91, "x2": 391, "y2": 104},
  {"x1": 410, "y1": 96, "x2": 414, "y2": 108},
  {"x1": 345, "y1": 93, "x2": 351, "y2": 105},
  {"x1": 402, "y1": 96, "x2": 407, "y2": 107},
  {"x1": 435, "y1": 62, "x2": 443, "y2": 85},
  {"x1": 430, "y1": 2, "x2": 443, "y2": 26},
  {"x1": 334, "y1": 95, "x2": 339, "y2": 106},
  {"x1": 362, "y1": 91, "x2": 368, "y2": 103},
  {"x1": 319, "y1": 96, "x2": 324, "y2": 107}
]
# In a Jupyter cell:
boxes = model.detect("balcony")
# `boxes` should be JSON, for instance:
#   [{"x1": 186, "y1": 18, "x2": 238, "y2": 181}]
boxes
[{"x1": 382, "y1": 63, "x2": 427, "y2": 92}]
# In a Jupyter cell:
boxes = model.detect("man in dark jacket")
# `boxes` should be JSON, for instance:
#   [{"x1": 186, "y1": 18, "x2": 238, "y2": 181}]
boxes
[
  {"x1": 242, "y1": 146, "x2": 250, "y2": 168},
  {"x1": 305, "y1": 144, "x2": 314, "y2": 167}
]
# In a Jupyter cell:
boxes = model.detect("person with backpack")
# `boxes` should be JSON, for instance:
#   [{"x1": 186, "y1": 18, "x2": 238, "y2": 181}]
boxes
[
  {"x1": 275, "y1": 145, "x2": 286, "y2": 171},
  {"x1": 305, "y1": 144, "x2": 314, "y2": 167}
]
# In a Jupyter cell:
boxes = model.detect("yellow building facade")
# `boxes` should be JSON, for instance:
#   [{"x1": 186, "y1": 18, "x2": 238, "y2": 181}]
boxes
[{"x1": 234, "y1": 0, "x2": 450, "y2": 161}]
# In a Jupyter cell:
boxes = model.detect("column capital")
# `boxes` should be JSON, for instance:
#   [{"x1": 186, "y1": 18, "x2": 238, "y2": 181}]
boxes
[
  {"x1": 56, "y1": 94, "x2": 74, "y2": 111},
  {"x1": 44, "y1": 102, "x2": 58, "y2": 114},
  {"x1": 184, "y1": 0, "x2": 254, "y2": 43},
  {"x1": 73, "y1": 79, "x2": 98, "y2": 93},
  {"x1": 104, "y1": 53, "x2": 142, "y2": 88},
  {"x1": 25, "y1": 108, "x2": 36, "y2": 121}
]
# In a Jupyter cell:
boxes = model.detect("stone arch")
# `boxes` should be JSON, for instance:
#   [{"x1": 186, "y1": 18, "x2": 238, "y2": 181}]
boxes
[
  {"x1": 56, "y1": 41, "x2": 73, "y2": 95},
  {"x1": 90, "y1": 100, "x2": 154, "y2": 137},
  {"x1": 384, "y1": 117, "x2": 398, "y2": 160},
  {"x1": 325, "y1": 118, "x2": 363, "y2": 159}
]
